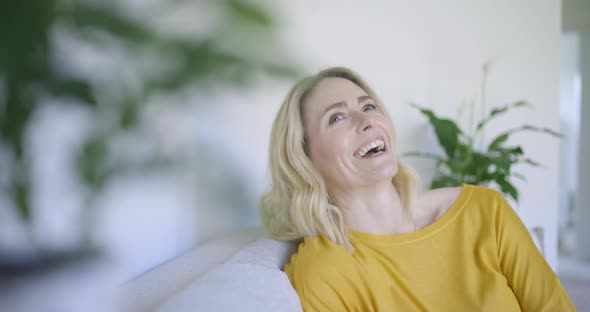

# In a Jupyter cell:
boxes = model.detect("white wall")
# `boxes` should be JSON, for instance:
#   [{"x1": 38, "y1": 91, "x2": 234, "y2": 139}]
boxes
[
  {"x1": 246, "y1": 0, "x2": 561, "y2": 268},
  {"x1": 6, "y1": 0, "x2": 563, "y2": 277}
]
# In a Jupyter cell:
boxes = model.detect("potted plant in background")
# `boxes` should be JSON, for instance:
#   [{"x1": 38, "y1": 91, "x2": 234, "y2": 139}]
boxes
[
  {"x1": 402, "y1": 63, "x2": 563, "y2": 254},
  {"x1": 403, "y1": 63, "x2": 563, "y2": 204}
]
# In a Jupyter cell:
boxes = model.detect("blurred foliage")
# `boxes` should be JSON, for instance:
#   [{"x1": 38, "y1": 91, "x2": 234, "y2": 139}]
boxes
[
  {"x1": 403, "y1": 64, "x2": 563, "y2": 204},
  {"x1": 0, "y1": 0, "x2": 296, "y2": 240}
]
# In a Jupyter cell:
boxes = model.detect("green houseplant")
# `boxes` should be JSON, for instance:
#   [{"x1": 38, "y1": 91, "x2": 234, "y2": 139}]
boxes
[
  {"x1": 403, "y1": 64, "x2": 562, "y2": 204},
  {"x1": 1, "y1": 1, "x2": 297, "y2": 309},
  {"x1": 0, "y1": 0, "x2": 295, "y2": 272}
]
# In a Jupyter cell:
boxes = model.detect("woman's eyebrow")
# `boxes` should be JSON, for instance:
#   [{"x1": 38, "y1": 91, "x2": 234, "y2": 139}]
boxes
[
  {"x1": 358, "y1": 95, "x2": 372, "y2": 103},
  {"x1": 321, "y1": 95, "x2": 373, "y2": 118},
  {"x1": 321, "y1": 101, "x2": 347, "y2": 118}
]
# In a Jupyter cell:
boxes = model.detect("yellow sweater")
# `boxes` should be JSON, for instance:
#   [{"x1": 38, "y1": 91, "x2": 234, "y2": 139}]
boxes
[{"x1": 284, "y1": 184, "x2": 576, "y2": 311}]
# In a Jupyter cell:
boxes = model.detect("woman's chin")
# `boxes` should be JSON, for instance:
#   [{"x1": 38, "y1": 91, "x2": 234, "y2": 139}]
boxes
[
  {"x1": 372, "y1": 157, "x2": 398, "y2": 175},
  {"x1": 365, "y1": 162, "x2": 399, "y2": 182}
]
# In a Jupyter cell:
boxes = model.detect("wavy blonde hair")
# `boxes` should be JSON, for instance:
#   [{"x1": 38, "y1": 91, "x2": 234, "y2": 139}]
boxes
[{"x1": 259, "y1": 66, "x2": 422, "y2": 253}]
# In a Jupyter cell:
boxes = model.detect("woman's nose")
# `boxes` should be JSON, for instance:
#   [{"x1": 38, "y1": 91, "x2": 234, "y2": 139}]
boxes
[{"x1": 356, "y1": 113, "x2": 374, "y2": 133}]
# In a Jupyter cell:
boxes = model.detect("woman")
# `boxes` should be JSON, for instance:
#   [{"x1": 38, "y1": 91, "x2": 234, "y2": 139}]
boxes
[{"x1": 260, "y1": 67, "x2": 575, "y2": 311}]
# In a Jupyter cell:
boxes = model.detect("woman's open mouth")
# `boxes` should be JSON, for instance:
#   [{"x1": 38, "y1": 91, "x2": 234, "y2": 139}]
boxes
[{"x1": 355, "y1": 139, "x2": 387, "y2": 158}]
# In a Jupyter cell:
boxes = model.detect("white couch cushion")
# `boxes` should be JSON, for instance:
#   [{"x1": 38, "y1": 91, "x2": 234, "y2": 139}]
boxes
[
  {"x1": 226, "y1": 237, "x2": 300, "y2": 269},
  {"x1": 121, "y1": 228, "x2": 264, "y2": 311},
  {"x1": 157, "y1": 238, "x2": 302, "y2": 312}
]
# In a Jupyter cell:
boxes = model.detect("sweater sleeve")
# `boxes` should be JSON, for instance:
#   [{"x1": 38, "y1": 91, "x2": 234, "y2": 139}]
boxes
[
  {"x1": 284, "y1": 239, "x2": 376, "y2": 312},
  {"x1": 297, "y1": 268, "x2": 374, "y2": 312},
  {"x1": 494, "y1": 192, "x2": 576, "y2": 311}
]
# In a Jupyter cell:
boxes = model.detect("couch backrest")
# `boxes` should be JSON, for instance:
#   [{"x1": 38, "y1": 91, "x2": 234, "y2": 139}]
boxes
[
  {"x1": 226, "y1": 237, "x2": 300, "y2": 270},
  {"x1": 120, "y1": 228, "x2": 265, "y2": 312},
  {"x1": 157, "y1": 237, "x2": 303, "y2": 312}
]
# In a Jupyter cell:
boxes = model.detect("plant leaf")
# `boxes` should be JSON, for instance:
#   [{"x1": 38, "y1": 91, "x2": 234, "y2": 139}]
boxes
[
  {"x1": 476, "y1": 100, "x2": 529, "y2": 132},
  {"x1": 497, "y1": 146, "x2": 523, "y2": 157},
  {"x1": 520, "y1": 158, "x2": 543, "y2": 168},
  {"x1": 488, "y1": 123, "x2": 562, "y2": 152},
  {"x1": 14, "y1": 176, "x2": 30, "y2": 221},
  {"x1": 488, "y1": 132, "x2": 510, "y2": 151},
  {"x1": 46, "y1": 78, "x2": 96, "y2": 106},
  {"x1": 469, "y1": 152, "x2": 494, "y2": 180},
  {"x1": 77, "y1": 134, "x2": 112, "y2": 190},
  {"x1": 226, "y1": 0, "x2": 272, "y2": 27},
  {"x1": 495, "y1": 176, "x2": 519, "y2": 203},
  {"x1": 519, "y1": 125, "x2": 564, "y2": 138},
  {"x1": 410, "y1": 103, "x2": 462, "y2": 159},
  {"x1": 512, "y1": 171, "x2": 527, "y2": 182},
  {"x1": 61, "y1": 4, "x2": 155, "y2": 44},
  {"x1": 430, "y1": 175, "x2": 459, "y2": 189}
]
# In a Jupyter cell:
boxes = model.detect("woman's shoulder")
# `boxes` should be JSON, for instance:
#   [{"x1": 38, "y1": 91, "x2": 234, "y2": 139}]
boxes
[
  {"x1": 424, "y1": 185, "x2": 464, "y2": 207},
  {"x1": 413, "y1": 185, "x2": 464, "y2": 227},
  {"x1": 413, "y1": 184, "x2": 503, "y2": 227},
  {"x1": 284, "y1": 237, "x2": 374, "y2": 310},
  {"x1": 286, "y1": 236, "x2": 355, "y2": 268},
  {"x1": 284, "y1": 236, "x2": 358, "y2": 280}
]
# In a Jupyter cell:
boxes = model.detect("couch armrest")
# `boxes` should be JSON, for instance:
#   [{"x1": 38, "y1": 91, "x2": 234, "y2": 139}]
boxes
[{"x1": 120, "y1": 227, "x2": 264, "y2": 312}]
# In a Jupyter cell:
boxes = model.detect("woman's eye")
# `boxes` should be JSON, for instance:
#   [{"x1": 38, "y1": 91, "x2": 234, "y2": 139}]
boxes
[
  {"x1": 363, "y1": 103, "x2": 377, "y2": 112},
  {"x1": 328, "y1": 113, "x2": 344, "y2": 125}
]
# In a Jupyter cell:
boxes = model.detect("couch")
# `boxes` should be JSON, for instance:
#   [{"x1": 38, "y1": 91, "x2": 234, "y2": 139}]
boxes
[
  {"x1": 121, "y1": 225, "x2": 544, "y2": 311},
  {"x1": 120, "y1": 227, "x2": 302, "y2": 311}
]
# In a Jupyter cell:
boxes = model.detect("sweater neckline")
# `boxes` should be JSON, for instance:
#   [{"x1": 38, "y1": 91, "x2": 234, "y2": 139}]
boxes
[{"x1": 350, "y1": 183, "x2": 473, "y2": 246}]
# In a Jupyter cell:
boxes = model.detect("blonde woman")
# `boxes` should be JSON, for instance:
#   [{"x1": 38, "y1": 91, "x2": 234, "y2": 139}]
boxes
[{"x1": 260, "y1": 67, "x2": 575, "y2": 311}]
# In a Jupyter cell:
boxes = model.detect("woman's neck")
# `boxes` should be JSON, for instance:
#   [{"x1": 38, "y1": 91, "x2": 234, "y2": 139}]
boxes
[{"x1": 329, "y1": 181, "x2": 417, "y2": 235}]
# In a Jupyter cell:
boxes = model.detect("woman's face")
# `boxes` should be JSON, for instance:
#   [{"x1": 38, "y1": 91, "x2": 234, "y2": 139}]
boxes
[{"x1": 302, "y1": 77, "x2": 398, "y2": 192}]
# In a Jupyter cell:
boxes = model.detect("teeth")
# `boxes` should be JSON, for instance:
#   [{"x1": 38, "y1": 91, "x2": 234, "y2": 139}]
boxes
[{"x1": 357, "y1": 140, "x2": 385, "y2": 157}]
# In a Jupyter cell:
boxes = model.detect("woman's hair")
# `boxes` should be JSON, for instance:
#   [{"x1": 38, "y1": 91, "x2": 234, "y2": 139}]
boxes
[{"x1": 259, "y1": 66, "x2": 422, "y2": 253}]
